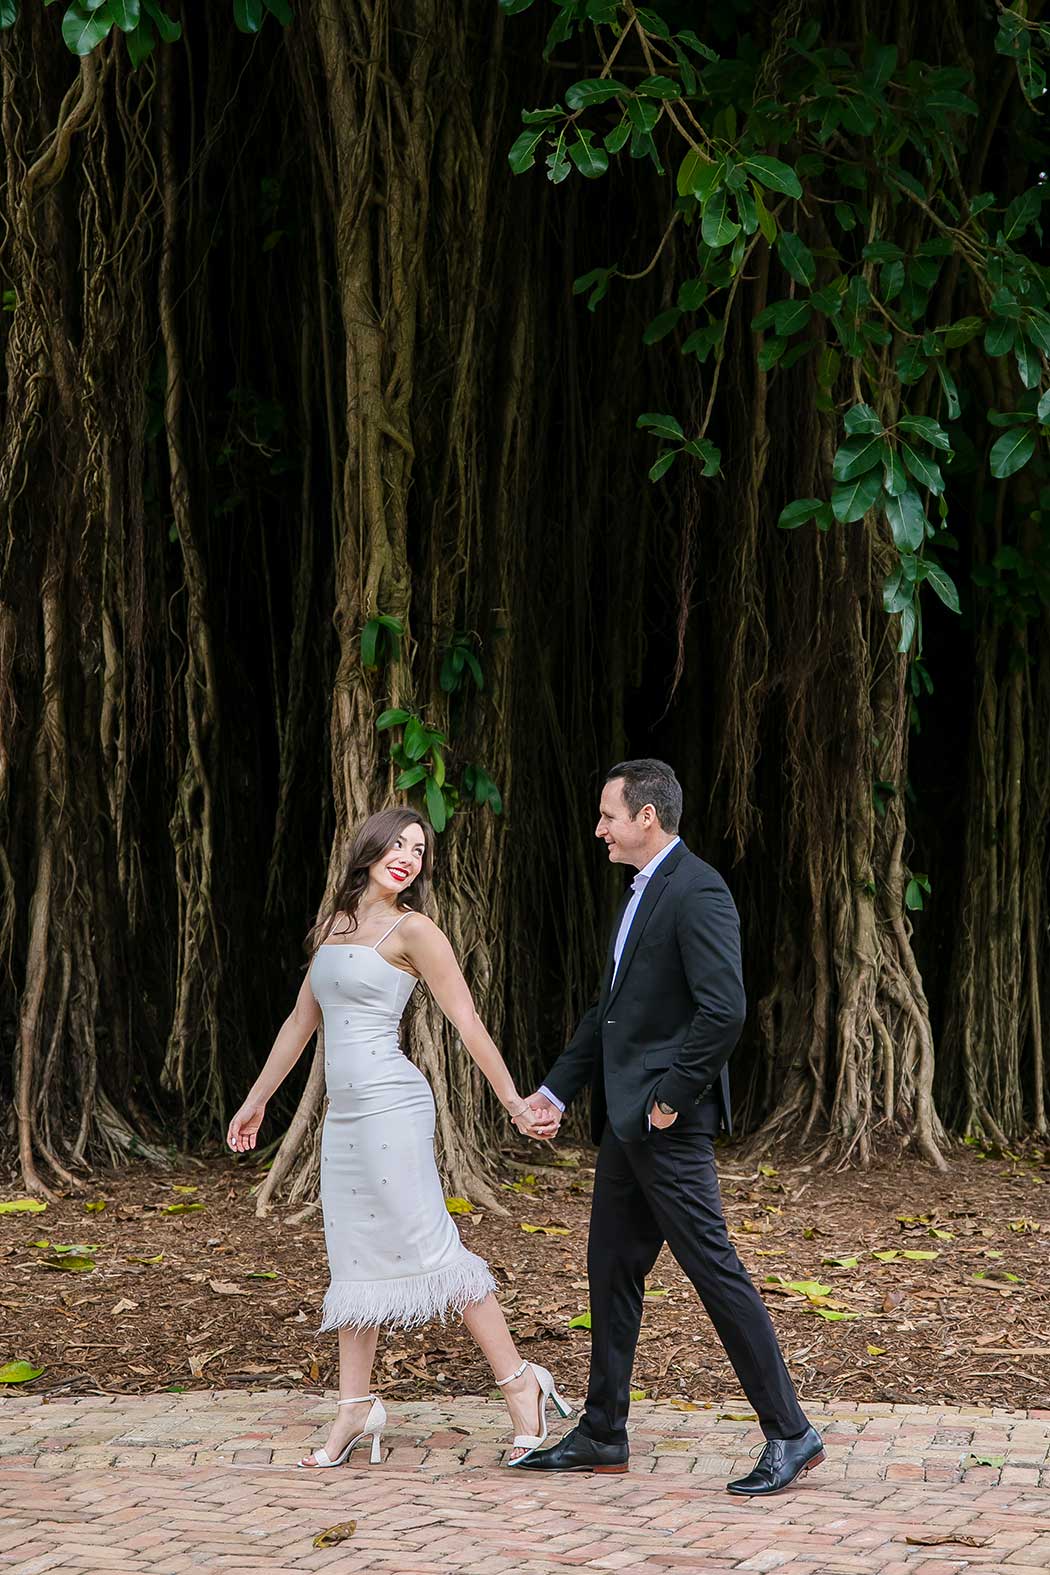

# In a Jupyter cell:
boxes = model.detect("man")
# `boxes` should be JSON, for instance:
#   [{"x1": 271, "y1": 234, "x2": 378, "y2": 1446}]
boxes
[{"x1": 518, "y1": 759, "x2": 822, "y2": 1494}]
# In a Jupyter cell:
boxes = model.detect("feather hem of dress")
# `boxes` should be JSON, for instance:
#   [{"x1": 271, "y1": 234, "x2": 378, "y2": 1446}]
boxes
[{"x1": 318, "y1": 1252, "x2": 497, "y2": 1332}]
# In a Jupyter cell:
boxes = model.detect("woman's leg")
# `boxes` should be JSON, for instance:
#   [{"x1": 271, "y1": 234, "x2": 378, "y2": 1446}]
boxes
[
  {"x1": 461, "y1": 1292, "x2": 548, "y2": 1461},
  {"x1": 301, "y1": 1324, "x2": 381, "y2": 1465}
]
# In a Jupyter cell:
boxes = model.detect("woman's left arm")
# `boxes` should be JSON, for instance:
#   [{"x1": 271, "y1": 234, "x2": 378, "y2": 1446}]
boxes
[{"x1": 401, "y1": 914, "x2": 539, "y2": 1133}]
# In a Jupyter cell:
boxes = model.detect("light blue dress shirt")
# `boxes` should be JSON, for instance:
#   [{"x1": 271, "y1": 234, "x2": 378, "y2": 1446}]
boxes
[{"x1": 541, "y1": 837, "x2": 680, "y2": 1113}]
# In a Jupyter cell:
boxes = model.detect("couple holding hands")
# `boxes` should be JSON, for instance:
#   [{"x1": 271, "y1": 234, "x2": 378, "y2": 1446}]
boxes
[{"x1": 228, "y1": 758, "x2": 822, "y2": 1491}]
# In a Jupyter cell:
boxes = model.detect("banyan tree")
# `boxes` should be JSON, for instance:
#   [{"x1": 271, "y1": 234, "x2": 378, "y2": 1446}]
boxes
[{"x1": 1, "y1": 0, "x2": 1048, "y2": 1202}]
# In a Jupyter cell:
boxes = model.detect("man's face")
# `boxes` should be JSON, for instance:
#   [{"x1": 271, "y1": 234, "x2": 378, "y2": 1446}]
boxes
[{"x1": 596, "y1": 777, "x2": 651, "y2": 866}]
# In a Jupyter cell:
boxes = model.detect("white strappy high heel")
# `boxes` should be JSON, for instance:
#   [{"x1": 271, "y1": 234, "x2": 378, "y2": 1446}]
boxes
[
  {"x1": 298, "y1": 1394, "x2": 386, "y2": 1468},
  {"x1": 497, "y1": 1360, "x2": 573, "y2": 1466}
]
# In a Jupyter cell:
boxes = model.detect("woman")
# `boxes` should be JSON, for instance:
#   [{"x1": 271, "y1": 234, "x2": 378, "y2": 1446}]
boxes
[{"x1": 227, "y1": 807, "x2": 569, "y2": 1468}]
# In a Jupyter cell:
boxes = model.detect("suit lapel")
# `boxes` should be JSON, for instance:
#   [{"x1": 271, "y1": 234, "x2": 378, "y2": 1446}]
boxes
[{"x1": 604, "y1": 842, "x2": 687, "y2": 1009}]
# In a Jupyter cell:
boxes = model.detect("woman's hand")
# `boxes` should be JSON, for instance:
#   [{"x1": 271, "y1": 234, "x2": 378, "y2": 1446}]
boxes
[
  {"x1": 227, "y1": 1099, "x2": 266, "y2": 1152},
  {"x1": 507, "y1": 1099, "x2": 547, "y2": 1140}
]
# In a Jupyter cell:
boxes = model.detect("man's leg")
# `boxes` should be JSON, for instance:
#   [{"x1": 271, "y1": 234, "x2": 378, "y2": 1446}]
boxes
[
  {"x1": 637, "y1": 1126, "x2": 808, "y2": 1440},
  {"x1": 578, "y1": 1124, "x2": 664, "y2": 1446}
]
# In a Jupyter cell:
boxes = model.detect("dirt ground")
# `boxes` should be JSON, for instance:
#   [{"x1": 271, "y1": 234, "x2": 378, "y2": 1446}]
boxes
[{"x1": 2, "y1": 1140, "x2": 1048, "y2": 1411}]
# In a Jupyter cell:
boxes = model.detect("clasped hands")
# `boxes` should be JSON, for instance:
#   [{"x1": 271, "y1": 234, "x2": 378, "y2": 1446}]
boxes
[{"x1": 510, "y1": 1092, "x2": 677, "y2": 1141}]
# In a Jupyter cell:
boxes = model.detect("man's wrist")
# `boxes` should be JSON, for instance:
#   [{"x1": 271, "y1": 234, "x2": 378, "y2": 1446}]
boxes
[{"x1": 538, "y1": 1084, "x2": 565, "y2": 1113}]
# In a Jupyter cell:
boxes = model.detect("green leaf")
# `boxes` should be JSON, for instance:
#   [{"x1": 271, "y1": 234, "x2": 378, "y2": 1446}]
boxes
[
  {"x1": 984, "y1": 318, "x2": 1016, "y2": 357},
  {"x1": 0, "y1": 1198, "x2": 47, "y2": 1213},
  {"x1": 832, "y1": 468, "x2": 881, "y2": 524},
  {"x1": 568, "y1": 131, "x2": 608, "y2": 180},
  {"x1": 990, "y1": 428, "x2": 1036, "y2": 480},
  {"x1": 395, "y1": 766, "x2": 425, "y2": 790},
  {"x1": 883, "y1": 567, "x2": 913, "y2": 615},
  {"x1": 635, "y1": 75, "x2": 679, "y2": 99},
  {"x1": 508, "y1": 128, "x2": 545, "y2": 174},
  {"x1": 126, "y1": 23, "x2": 157, "y2": 77},
  {"x1": 678, "y1": 29, "x2": 718, "y2": 61},
  {"x1": 376, "y1": 708, "x2": 410, "y2": 731},
  {"x1": 648, "y1": 451, "x2": 676, "y2": 483},
  {"x1": 0, "y1": 1361, "x2": 43, "y2": 1384},
  {"x1": 905, "y1": 878, "x2": 924, "y2": 911},
  {"x1": 753, "y1": 186, "x2": 777, "y2": 245},
  {"x1": 942, "y1": 316, "x2": 983, "y2": 349},
  {"x1": 757, "y1": 337, "x2": 786, "y2": 372},
  {"x1": 896, "y1": 416, "x2": 951, "y2": 451},
  {"x1": 701, "y1": 189, "x2": 740, "y2": 250},
  {"x1": 424, "y1": 775, "x2": 447, "y2": 833},
  {"x1": 39, "y1": 1253, "x2": 96, "y2": 1272},
  {"x1": 1015, "y1": 338, "x2": 1041, "y2": 391},
  {"x1": 142, "y1": 0, "x2": 179, "y2": 40},
  {"x1": 568, "y1": 1310, "x2": 592, "y2": 1330},
  {"x1": 776, "y1": 232, "x2": 816, "y2": 287},
  {"x1": 463, "y1": 650, "x2": 483, "y2": 691},
  {"x1": 778, "y1": 498, "x2": 825, "y2": 530},
  {"x1": 0, "y1": 1, "x2": 17, "y2": 28},
  {"x1": 403, "y1": 718, "x2": 429, "y2": 761},
  {"x1": 683, "y1": 437, "x2": 720, "y2": 475},
  {"x1": 677, "y1": 150, "x2": 715, "y2": 198},
  {"x1": 1038, "y1": 389, "x2": 1050, "y2": 423},
  {"x1": 108, "y1": 0, "x2": 138, "y2": 28},
  {"x1": 844, "y1": 404, "x2": 882, "y2": 436},
  {"x1": 360, "y1": 620, "x2": 380, "y2": 669},
  {"x1": 832, "y1": 436, "x2": 883, "y2": 482},
  {"x1": 62, "y1": 1, "x2": 114, "y2": 53},
  {"x1": 901, "y1": 443, "x2": 944, "y2": 495},
  {"x1": 642, "y1": 308, "x2": 681, "y2": 344},
  {"x1": 862, "y1": 240, "x2": 904, "y2": 263},
  {"x1": 884, "y1": 487, "x2": 926, "y2": 552},
  {"x1": 637, "y1": 412, "x2": 684, "y2": 441},
  {"x1": 233, "y1": 0, "x2": 264, "y2": 31},
  {"x1": 261, "y1": 0, "x2": 292, "y2": 20},
  {"x1": 564, "y1": 78, "x2": 627, "y2": 109},
  {"x1": 897, "y1": 602, "x2": 917, "y2": 654},
  {"x1": 744, "y1": 156, "x2": 802, "y2": 199},
  {"x1": 936, "y1": 362, "x2": 960, "y2": 422}
]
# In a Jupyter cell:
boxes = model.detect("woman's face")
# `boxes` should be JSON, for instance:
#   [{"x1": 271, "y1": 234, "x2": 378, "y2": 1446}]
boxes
[{"x1": 370, "y1": 823, "x2": 427, "y2": 898}]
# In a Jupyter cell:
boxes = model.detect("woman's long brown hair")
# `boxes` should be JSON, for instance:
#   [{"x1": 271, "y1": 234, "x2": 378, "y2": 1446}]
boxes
[{"x1": 305, "y1": 809, "x2": 435, "y2": 956}]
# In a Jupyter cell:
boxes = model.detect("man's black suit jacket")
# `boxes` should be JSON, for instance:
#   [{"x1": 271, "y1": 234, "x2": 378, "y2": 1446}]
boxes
[{"x1": 543, "y1": 841, "x2": 746, "y2": 1144}]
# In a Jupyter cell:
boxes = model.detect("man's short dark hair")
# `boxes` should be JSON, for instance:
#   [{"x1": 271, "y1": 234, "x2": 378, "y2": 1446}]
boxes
[{"x1": 605, "y1": 758, "x2": 682, "y2": 834}]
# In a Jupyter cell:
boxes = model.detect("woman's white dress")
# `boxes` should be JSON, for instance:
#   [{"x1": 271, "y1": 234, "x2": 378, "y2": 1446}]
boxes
[{"x1": 311, "y1": 915, "x2": 496, "y2": 1331}]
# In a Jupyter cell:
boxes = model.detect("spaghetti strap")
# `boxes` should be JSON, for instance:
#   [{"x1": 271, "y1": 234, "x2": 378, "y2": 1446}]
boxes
[{"x1": 373, "y1": 911, "x2": 410, "y2": 952}]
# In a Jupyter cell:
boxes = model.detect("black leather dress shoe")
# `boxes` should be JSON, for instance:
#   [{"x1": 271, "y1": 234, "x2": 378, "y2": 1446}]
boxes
[
  {"x1": 726, "y1": 1426, "x2": 824, "y2": 1495},
  {"x1": 510, "y1": 1425, "x2": 629, "y2": 1473}
]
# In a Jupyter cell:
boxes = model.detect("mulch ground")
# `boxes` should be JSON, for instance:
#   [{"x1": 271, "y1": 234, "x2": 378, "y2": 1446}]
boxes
[{"x1": 2, "y1": 1140, "x2": 1048, "y2": 1411}]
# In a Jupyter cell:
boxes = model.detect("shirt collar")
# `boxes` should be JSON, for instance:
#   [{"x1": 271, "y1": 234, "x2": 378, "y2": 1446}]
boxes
[{"x1": 633, "y1": 836, "x2": 680, "y2": 886}]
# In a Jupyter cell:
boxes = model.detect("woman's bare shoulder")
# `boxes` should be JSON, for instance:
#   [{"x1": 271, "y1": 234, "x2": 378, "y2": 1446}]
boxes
[{"x1": 399, "y1": 909, "x2": 444, "y2": 943}]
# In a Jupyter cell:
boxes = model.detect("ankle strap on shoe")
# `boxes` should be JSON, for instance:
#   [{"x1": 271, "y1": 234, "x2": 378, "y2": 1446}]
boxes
[
  {"x1": 337, "y1": 1394, "x2": 376, "y2": 1405},
  {"x1": 495, "y1": 1361, "x2": 529, "y2": 1387}
]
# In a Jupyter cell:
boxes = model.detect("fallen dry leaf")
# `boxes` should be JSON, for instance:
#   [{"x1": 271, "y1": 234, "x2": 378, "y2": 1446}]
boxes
[
  {"x1": 312, "y1": 1521, "x2": 356, "y2": 1548},
  {"x1": 208, "y1": 1280, "x2": 250, "y2": 1297},
  {"x1": 110, "y1": 1299, "x2": 138, "y2": 1316},
  {"x1": 903, "y1": 1533, "x2": 991, "y2": 1548}
]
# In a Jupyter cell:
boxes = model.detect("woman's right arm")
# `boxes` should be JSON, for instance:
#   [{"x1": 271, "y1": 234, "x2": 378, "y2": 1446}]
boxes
[{"x1": 226, "y1": 972, "x2": 322, "y2": 1152}]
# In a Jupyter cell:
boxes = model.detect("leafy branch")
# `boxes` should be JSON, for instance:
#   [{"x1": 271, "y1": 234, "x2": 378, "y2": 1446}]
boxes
[
  {"x1": 502, "y1": 2, "x2": 1050, "y2": 657},
  {"x1": 365, "y1": 622, "x2": 502, "y2": 835},
  {"x1": 0, "y1": 0, "x2": 291, "y2": 64}
]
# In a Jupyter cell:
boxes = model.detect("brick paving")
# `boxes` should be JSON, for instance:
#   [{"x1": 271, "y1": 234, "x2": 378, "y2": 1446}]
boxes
[{"x1": 1, "y1": 1392, "x2": 1048, "y2": 1573}]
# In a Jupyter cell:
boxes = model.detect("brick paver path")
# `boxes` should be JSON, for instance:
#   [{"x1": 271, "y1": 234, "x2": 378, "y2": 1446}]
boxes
[{"x1": 2, "y1": 1392, "x2": 1048, "y2": 1573}]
